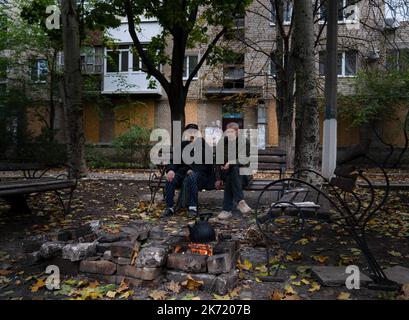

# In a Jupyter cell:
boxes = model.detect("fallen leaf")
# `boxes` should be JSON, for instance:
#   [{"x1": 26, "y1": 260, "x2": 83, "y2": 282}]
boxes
[
  {"x1": 166, "y1": 280, "x2": 181, "y2": 294},
  {"x1": 337, "y1": 292, "x2": 351, "y2": 300},
  {"x1": 117, "y1": 281, "x2": 129, "y2": 293},
  {"x1": 30, "y1": 279, "x2": 46, "y2": 293},
  {"x1": 284, "y1": 285, "x2": 296, "y2": 295},
  {"x1": 213, "y1": 294, "x2": 230, "y2": 300},
  {"x1": 308, "y1": 282, "x2": 321, "y2": 293},
  {"x1": 311, "y1": 255, "x2": 329, "y2": 264},
  {"x1": 388, "y1": 250, "x2": 402, "y2": 257},
  {"x1": 149, "y1": 290, "x2": 167, "y2": 300},
  {"x1": 106, "y1": 291, "x2": 117, "y2": 299},
  {"x1": 270, "y1": 289, "x2": 284, "y2": 300},
  {"x1": 181, "y1": 275, "x2": 204, "y2": 291}
]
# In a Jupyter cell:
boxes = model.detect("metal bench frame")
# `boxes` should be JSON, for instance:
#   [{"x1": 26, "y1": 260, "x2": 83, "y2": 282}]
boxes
[
  {"x1": 254, "y1": 154, "x2": 399, "y2": 291},
  {"x1": 0, "y1": 163, "x2": 77, "y2": 215}
]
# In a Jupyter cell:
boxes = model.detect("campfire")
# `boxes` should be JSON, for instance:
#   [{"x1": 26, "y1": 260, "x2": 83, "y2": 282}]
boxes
[{"x1": 188, "y1": 243, "x2": 213, "y2": 256}]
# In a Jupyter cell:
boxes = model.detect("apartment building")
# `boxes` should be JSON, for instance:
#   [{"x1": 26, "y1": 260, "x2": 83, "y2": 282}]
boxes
[{"x1": 2, "y1": 0, "x2": 409, "y2": 151}]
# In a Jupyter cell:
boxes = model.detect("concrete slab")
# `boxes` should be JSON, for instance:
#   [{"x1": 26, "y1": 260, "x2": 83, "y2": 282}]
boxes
[
  {"x1": 311, "y1": 266, "x2": 372, "y2": 287},
  {"x1": 383, "y1": 266, "x2": 409, "y2": 285}
]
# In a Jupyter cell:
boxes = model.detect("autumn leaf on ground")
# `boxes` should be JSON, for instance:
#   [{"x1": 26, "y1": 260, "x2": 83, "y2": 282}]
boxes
[
  {"x1": 30, "y1": 279, "x2": 46, "y2": 293},
  {"x1": 308, "y1": 282, "x2": 321, "y2": 293},
  {"x1": 284, "y1": 285, "x2": 296, "y2": 295},
  {"x1": 166, "y1": 280, "x2": 181, "y2": 294},
  {"x1": 337, "y1": 292, "x2": 351, "y2": 300},
  {"x1": 88, "y1": 280, "x2": 100, "y2": 288},
  {"x1": 181, "y1": 275, "x2": 204, "y2": 291},
  {"x1": 388, "y1": 250, "x2": 402, "y2": 257},
  {"x1": 182, "y1": 293, "x2": 201, "y2": 300},
  {"x1": 213, "y1": 294, "x2": 230, "y2": 300},
  {"x1": 119, "y1": 290, "x2": 133, "y2": 299},
  {"x1": 270, "y1": 289, "x2": 284, "y2": 300},
  {"x1": 286, "y1": 251, "x2": 303, "y2": 262},
  {"x1": 397, "y1": 283, "x2": 409, "y2": 300},
  {"x1": 106, "y1": 290, "x2": 117, "y2": 299},
  {"x1": 238, "y1": 259, "x2": 253, "y2": 271},
  {"x1": 149, "y1": 290, "x2": 167, "y2": 300},
  {"x1": 0, "y1": 269, "x2": 13, "y2": 276},
  {"x1": 295, "y1": 238, "x2": 309, "y2": 245},
  {"x1": 117, "y1": 280, "x2": 129, "y2": 293},
  {"x1": 311, "y1": 255, "x2": 329, "y2": 264}
]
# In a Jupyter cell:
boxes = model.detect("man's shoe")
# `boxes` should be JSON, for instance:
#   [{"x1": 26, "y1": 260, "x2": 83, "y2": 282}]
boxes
[
  {"x1": 237, "y1": 200, "x2": 252, "y2": 215},
  {"x1": 163, "y1": 207, "x2": 174, "y2": 217},
  {"x1": 217, "y1": 210, "x2": 232, "y2": 220}
]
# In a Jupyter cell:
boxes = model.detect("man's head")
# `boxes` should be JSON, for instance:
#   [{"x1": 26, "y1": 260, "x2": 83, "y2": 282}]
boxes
[
  {"x1": 184, "y1": 123, "x2": 200, "y2": 142},
  {"x1": 225, "y1": 122, "x2": 239, "y2": 140}
]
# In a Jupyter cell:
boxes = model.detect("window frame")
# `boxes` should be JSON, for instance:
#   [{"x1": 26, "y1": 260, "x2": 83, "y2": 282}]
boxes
[
  {"x1": 31, "y1": 58, "x2": 48, "y2": 83},
  {"x1": 270, "y1": 0, "x2": 293, "y2": 26},
  {"x1": 318, "y1": 0, "x2": 358, "y2": 24},
  {"x1": 319, "y1": 50, "x2": 358, "y2": 78},
  {"x1": 183, "y1": 54, "x2": 199, "y2": 80}
]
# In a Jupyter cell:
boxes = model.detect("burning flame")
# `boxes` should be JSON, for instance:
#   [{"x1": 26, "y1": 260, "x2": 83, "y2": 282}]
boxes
[{"x1": 187, "y1": 243, "x2": 213, "y2": 256}]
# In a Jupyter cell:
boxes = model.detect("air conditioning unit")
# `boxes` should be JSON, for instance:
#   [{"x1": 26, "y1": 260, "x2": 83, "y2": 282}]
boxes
[{"x1": 384, "y1": 18, "x2": 400, "y2": 30}]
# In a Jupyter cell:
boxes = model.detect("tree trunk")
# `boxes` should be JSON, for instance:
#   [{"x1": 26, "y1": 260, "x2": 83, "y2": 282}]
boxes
[
  {"x1": 274, "y1": 0, "x2": 295, "y2": 168},
  {"x1": 293, "y1": 0, "x2": 320, "y2": 175},
  {"x1": 61, "y1": 0, "x2": 86, "y2": 177}
]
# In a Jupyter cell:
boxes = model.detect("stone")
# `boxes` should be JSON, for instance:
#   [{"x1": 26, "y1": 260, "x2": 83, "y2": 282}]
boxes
[
  {"x1": 116, "y1": 257, "x2": 131, "y2": 265},
  {"x1": 85, "y1": 273, "x2": 121, "y2": 285},
  {"x1": 121, "y1": 223, "x2": 151, "y2": 241},
  {"x1": 117, "y1": 265, "x2": 162, "y2": 280},
  {"x1": 383, "y1": 266, "x2": 409, "y2": 285},
  {"x1": 311, "y1": 266, "x2": 372, "y2": 287},
  {"x1": 214, "y1": 270, "x2": 238, "y2": 295},
  {"x1": 96, "y1": 243, "x2": 112, "y2": 254},
  {"x1": 79, "y1": 260, "x2": 116, "y2": 275},
  {"x1": 166, "y1": 270, "x2": 217, "y2": 291},
  {"x1": 26, "y1": 251, "x2": 42, "y2": 265},
  {"x1": 121, "y1": 276, "x2": 163, "y2": 288},
  {"x1": 23, "y1": 235, "x2": 49, "y2": 253},
  {"x1": 207, "y1": 253, "x2": 235, "y2": 274},
  {"x1": 48, "y1": 257, "x2": 79, "y2": 276},
  {"x1": 110, "y1": 241, "x2": 135, "y2": 258},
  {"x1": 62, "y1": 243, "x2": 97, "y2": 262},
  {"x1": 69, "y1": 225, "x2": 93, "y2": 240},
  {"x1": 213, "y1": 241, "x2": 239, "y2": 256},
  {"x1": 39, "y1": 242, "x2": 65, "y2": 259},
  {"x1": 148, "y1": 226, "x2": 167, "y2": 240},
  {"x1": 103, "y1": 251, "x2": 112, "y2": 261},
  {"x1": 78, "y1": 233, "x2": 97, "y2": 243},
  {"x1": 96, "y1": 231, "x2": 124, "y2": 243},
  {"x1": 167, "y1": 253, "x2": 208, "y2": 273},
  {"x1": 136, "y1": 246, "x2": 167, "y2": 268},
  {"x1": 49, "y1": 230, "x2": 72, "y2": 242}
]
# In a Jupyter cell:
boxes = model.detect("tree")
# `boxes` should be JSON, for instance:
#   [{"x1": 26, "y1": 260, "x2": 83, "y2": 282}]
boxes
[
  {"x1": 93, "y1": 0, "x2": 251, "y2": 130},
  {"x1": 292, "y1": 0, "x2": 320, "y2": 173}
]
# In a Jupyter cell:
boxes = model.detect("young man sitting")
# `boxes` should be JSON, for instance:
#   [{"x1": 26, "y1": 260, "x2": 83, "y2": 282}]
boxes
[
  {"x1": 163, "y1": 123, "x2": 213, "y2": 217},
  {"x1": 214, "y1": 122, "x2": 252, "y2": 220}
]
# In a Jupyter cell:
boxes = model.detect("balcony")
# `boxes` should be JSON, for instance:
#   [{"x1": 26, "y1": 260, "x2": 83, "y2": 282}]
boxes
[{"x1": 102, "y1": 72, "x2": 161, "y2": 95}]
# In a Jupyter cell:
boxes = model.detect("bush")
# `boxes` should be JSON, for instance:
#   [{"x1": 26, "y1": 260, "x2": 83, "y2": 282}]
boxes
[{"x1": 112, "y1": 125, "x2": 152, "y2": 168}]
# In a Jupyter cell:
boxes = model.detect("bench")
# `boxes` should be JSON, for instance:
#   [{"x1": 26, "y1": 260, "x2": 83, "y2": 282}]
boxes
[
  {"x1": 148, "y1": 148, "x2": 287, "y2": 204},
  {"x1": 254, "y1": 154, "x2": 399, "y2": 291},
  {"x1": 0, "y1": 163, "x2": 77, "y2": 215}
]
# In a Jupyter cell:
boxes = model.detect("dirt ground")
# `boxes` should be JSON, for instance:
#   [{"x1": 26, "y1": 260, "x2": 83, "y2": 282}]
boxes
[{"x1": 0, "y1": 174, "x2": 409, "y2": 300}]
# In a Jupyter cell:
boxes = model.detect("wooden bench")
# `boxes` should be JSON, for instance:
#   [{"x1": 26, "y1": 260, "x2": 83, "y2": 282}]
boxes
[
  {"x1": 0, "y1": 163, "x2": 77, "y2": 214},
  {"x1": 254, "y1": 156, "x2": 399, "y2": 290},
  {"x1": 148, "y1": 148, "x2": 287, "y2": 203}
]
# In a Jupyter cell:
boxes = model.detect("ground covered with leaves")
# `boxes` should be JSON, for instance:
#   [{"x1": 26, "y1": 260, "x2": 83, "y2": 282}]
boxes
[{"x1": 0, "y1": 171, "x2": 409, "y2": 300}]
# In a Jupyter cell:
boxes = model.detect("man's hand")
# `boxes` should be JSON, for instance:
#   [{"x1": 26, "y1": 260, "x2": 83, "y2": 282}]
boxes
[
  {"x1": 167, "y1": 170, "x2": 175, "y2": 182},
  {"x1": 186, "y1": 169, "x2": 193, "y2": 176},
  {"x1": 222, "y1": 162, "x2": 230, "y2": 171},
  {"x1": 215, "y1": 180, "x2": 223, "y2": 190}
]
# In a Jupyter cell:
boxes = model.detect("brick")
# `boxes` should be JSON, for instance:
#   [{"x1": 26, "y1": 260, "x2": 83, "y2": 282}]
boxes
[
  {"x1": 79, "y1": 260, "x2": 116, "y2": 275},
  {"x1": 311, "y1": 266, "x2": 372, "y2": 287},
  {"x1": 48, "y1": 257, "x2": 79, "y2": 276},
  {"x1": 39, "y1": 242, "x2": 65, "y2": 259},
  {"x1": 103, "y1": 250, "x2": 112, "y2": 261},
  {"x1": 96, "y1": 243, "x2": 112, "y2": 254},
  {"x1": 78, "y1": 233, "x2": 97, "y2": 243},
  {"x1": 207, "y1": 253, "x2": 236, "y2": 275},
  {"x1": 96, "y1": 231, "x2": 124, "y2": 243},
  {"x1": 116, "y1": 257, "x2": 131, "y2": 265},
  {"x1": 49, "y1": 230, "x2": 72, "y2": 242},
  {"x1": 23, "y1": 235, "x2": 49, "y2": 253},
  {"x1": 383, "y1": 266, "x2": 409, "y2": 285},
  {"x1": 167, "y1": 253, "x2": 207, "y2": 273},
  {"x1": 111, "y1": 241, "x2": 135, "y2": 258},
  {"x1": 117, "y1": 265, "x2": 162, "y2": 280},
  {"x1": 166, "y1": 270, "x2": 217, "y2": 291},
  {"x1": 84, "y1": 273, "x2": 120, "y2": 285},
  {"x1": 215, "y1": 270, "x2": 238, "y2": 295},
  {"x1": 26, "y1": 251, "x2": 42, "y2": 265},
  {"x1": 136, "y1": 246, "x2": 167, "y2": 268},
  {"x1": 121, "y1": 276, "x2": 164, "y2": 288},
  {"x1": 69, "y1": 225, "x2": 93, "y2": 240},
  {"x1": 62, "y1": 243, "x2": 97, "y2": 262}
]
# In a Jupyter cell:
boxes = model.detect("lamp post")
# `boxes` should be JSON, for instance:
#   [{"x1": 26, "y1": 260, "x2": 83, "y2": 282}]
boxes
[{"x1": 322, "y1": 0, "x2": 338, "y2": 179}]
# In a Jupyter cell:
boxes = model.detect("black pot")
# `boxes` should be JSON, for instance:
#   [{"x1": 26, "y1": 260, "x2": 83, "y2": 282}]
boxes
[{"x1": 188, "y1": 213, "x2": 216, "y2": 243}]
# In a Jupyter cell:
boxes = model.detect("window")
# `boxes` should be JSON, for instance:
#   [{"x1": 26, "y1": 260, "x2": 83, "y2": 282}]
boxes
[
  {"x1": 31, "y1": 59, "x2": 48, "y2": 82},
  {"x1": 385, "y1": 0, "x2": 409, "y2": 22},
  {"x1": 223, "y1": 53, "x2": 244, "y2": 89},
  {"x1": 386, "y1": 48, "x2": 409, "y2": 71},
  {"x1": 319, "y1": 50, "x2": 357, "y2": 77},
  {"x1": 183, "y1": 55, "x2": 199, "y2": 80},
  {"x1": 132, "y1": 47, "x2": 148, "y2": 72},
  {"x1": 271, "y1": 0, "x2": 293, "y2": 25},
  {"x1": 106, "y1": 45, "x2": 129, "y2": 73},
  {"x1": 269, "y1": 51, "x2": 283, "y2": 77},
  {"x1": 319, "y1": 0, "x2": 358, "y2": 22}
]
